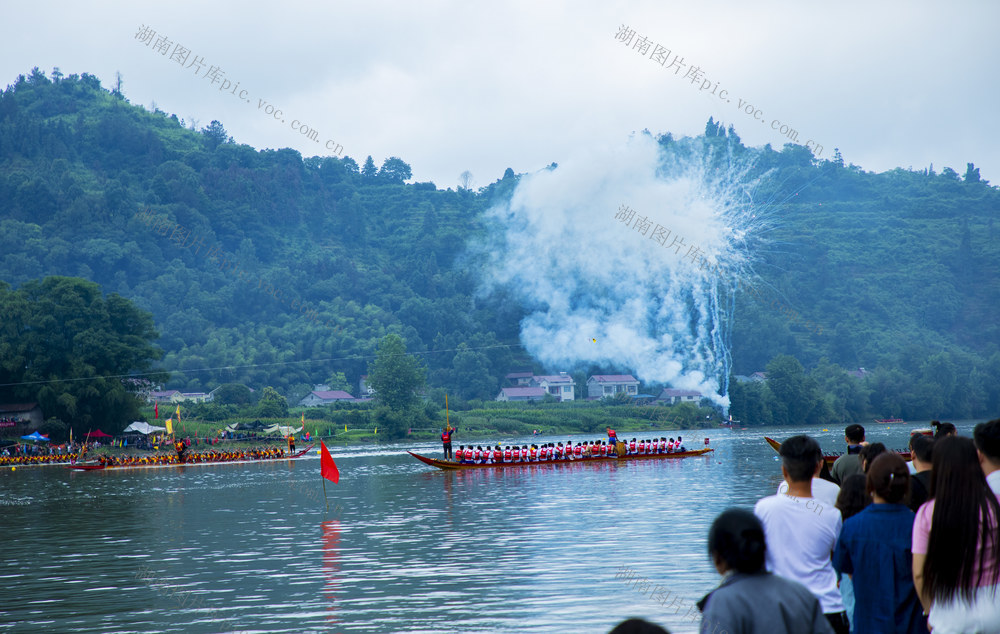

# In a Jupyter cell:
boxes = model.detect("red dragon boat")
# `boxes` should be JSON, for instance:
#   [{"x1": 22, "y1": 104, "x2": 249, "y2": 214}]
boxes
[
  {"x1": 67, "y1": 446, "x2": 314, "y2": 471},
  {"x1": 764, "y1": 437, "x2": 911, "y2": 465},
  {"x1": 408, "y1": 444, "x2": 714, "y2": 471}
]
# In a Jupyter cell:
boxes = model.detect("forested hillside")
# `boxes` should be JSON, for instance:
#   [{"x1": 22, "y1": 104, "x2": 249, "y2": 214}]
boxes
[{"x1": 2, "y1": 68, "x2": 999, "y2": 421}]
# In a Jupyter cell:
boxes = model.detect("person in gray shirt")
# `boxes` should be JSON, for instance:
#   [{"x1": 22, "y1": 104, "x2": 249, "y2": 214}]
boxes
[
  {"x1": 831, "y1": 424, "x2": 866, "y2": 485},
  {"x1": 698, "y1": 508, "x2": 833, "y2": 634}
]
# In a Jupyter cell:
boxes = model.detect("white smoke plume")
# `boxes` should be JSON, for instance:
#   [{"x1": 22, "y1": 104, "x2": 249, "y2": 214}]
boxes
[{"x1": 478, "y1": 132, "x2": 768, "y2": 408}]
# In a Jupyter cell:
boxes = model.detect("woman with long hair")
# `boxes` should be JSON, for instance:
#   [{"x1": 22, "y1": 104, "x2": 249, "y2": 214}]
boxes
[
  {"x1": 697, "y1": 508, "x2": 832, "y2": 633},
  {"x1": 834, "y1": 453, "x2": 927, "y2": 633},
  {"x1": 912, "y1": 435, "x2": 1000, "y2": 632}
]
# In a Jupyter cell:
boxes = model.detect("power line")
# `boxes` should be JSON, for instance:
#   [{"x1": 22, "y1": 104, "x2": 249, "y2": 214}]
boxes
[{"x1": 0, "y1": 342, "x2": 527, "y2": 388}]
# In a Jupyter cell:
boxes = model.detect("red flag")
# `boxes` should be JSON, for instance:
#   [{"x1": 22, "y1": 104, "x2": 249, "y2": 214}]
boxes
[
  {"x1": 320, "y1": 441, "x2": 339, "y2": 484},
  {"x1": 154, "y1": 402, "x2": 158, "y2": 419}
]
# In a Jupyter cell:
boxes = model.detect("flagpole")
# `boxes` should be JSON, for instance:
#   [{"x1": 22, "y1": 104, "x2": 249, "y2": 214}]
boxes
[{"x1": 322, "y1": 477, "x2": 328, "y2": 512}]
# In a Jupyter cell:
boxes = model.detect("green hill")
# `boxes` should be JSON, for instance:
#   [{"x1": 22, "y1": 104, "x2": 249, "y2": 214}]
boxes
[{"x1": 2, "y1": 68, "x2": 999, "y2": 422}]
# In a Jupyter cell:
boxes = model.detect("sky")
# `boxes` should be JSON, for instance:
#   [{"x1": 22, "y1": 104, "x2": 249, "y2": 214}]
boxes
[{"x1": 2, "y1": 0, "x2": 997, "y2": 189}]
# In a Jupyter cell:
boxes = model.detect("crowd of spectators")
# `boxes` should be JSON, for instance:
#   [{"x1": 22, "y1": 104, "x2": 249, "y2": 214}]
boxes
[{"x1": 609, "y1": 418, "x2": 1000, "y2": 634}]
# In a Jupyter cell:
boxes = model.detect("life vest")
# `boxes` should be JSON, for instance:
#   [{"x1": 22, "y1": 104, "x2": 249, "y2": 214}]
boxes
[
  {"x1": 473, "y1": 449, "x2": 481, "y2": 461},
  {"x1": 441, "y1": 430, "x2": 452, "y2": 442},
  {"x1": 504, "y1": 448, "x2": 512, "y2": 460},
  {"x1": 600, "y1": 444, "x2": 608, "y2": 457},
  {"x1": 492, "y1": 448, "x2": 501, "y2": 462},
  {"x1": 639, "y1": 441, "x2": 646, "y2": 454},
  {"x1": 629, "y1": 440, "x2": 637, "y2": 453},
  {"x1": 667, "y1": 441, "x2": 675, "y2": 452},
  {"x1": 529, "y1": 447, "x2": 538, "y2": 460},
  {"x1": 573, "y1": 445, "x2": 583, "y2": 457},
  {"x1": 608, "y1": 429, "x2": 617, "y2": 439}
]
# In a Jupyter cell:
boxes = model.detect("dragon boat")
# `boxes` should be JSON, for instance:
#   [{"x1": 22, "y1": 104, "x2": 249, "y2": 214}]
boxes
[
  {"x1": 408, "y1": 445, "x2": 714, "y2": 471},
  {"x1": 67, "y1": 445, "x2": 314, "y2": 471},
  {"x1": 763, "y1": 437, "x2": 911, "y2": 464}
]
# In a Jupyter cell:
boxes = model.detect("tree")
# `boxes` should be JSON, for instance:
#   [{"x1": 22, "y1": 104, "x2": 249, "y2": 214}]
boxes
[
  {"x1": 0, "y1": 277, "x2": 165, "y2": 436},
  {"x1": 361, "y1": 156, "x2": 378, "y2": 179},
  {"x1": 324, "y1": 371, "x2": 351, "y2": 392},
  {"x1": 212, "y1": 383, "x2": 255, "y2": 406},
  {"x1": 367, "y1": 334, "x2": 426, "y2": 411},
  {"x1": 378, "y1": 157, "x2": 412, "y2": 183},
  {"x1": 255, "y1": 386, "x2": 288, "y2": 418},
  {"x1": 201, "y1": 120, "x2": 232, "y2": 150}
]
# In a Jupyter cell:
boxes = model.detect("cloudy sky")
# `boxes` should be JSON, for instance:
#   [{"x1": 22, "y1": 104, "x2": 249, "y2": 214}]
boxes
[{"x1": 2, "y1": 0, "x2": 997, "y2": 189}]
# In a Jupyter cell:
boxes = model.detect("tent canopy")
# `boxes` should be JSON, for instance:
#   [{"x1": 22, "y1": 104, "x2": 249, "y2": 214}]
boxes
[
  {"x1": 123, "y1": 422, "x2": 167, "y2": 435},
  {"x1": 84, "y1": 430, "x2": 112, "y2": 439},
  {"x1": 20, "y1": 431, "x2": 49, "y2": 441},
  {"x1": 263, "y1": 424, "x2": 297, "y2": 437}
]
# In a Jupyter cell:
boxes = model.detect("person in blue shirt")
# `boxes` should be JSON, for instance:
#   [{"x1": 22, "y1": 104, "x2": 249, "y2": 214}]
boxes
[{"x1": 833, "y1": 452, "x2": 928, "y2": 633}]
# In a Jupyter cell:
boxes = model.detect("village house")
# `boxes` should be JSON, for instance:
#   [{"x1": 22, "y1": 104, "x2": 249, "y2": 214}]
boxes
[
  {"x1": 504, "y1": 371, "x2": 535, "y2": 387},
  {"x1": 299, "y1": 390, "x2": 359, "y2": 407},
  {"x1": 534, "y1": 373, "x2": 575, "y2": 401},
  {"x1": 587, "y1": 374, "x2": 640, "y2": 399},
  {"x1": 495, "y1": 387, "x2": 546, "y2": 402},
  {"x1": 657, "y1": 388, "x2": 702, "y2": 405},
  {"x1": 0, "y1": 402, "x2": 44, "y2": 429}
]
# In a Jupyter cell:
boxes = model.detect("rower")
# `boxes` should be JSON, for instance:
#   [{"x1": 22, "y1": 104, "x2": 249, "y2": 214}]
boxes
[
  {"x1": 473, "y1": 446, "x2": 481, "y2": 463},
  {"x1": 677, "y1": 436, "x2": 686, "y2": 451},
  {"x1": 174, "y1": 439, "x2": 188, "y2": 464},
  {"x1": 287, "y1": 434, "x2": 296, "y2": 454},
  {"x1": 628, "y1": 438, "x2": 637, "y2": 455},
  {"x1": 529, "y1": 445, "x2": 538, "y2": 461},
  {"x1": 492, "y1": 444, "x2": 502, "y2": 464}
]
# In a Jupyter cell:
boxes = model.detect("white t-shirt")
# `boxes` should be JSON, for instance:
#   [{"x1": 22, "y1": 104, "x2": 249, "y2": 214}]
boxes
[
  {"x1": 777, "y1": 477, "x2": 841, "y2": 509},
  {"x1": 988, "y1": 470, "x2": 1000, "y2": 495},
  {"x1": 755, "y1": 494, "x2": 845, "y2": 614}
]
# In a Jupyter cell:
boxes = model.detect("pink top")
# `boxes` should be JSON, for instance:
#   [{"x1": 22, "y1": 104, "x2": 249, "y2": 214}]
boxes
[{"x1": 912, "y1": 497, "x2": 1000, "y2": 588}]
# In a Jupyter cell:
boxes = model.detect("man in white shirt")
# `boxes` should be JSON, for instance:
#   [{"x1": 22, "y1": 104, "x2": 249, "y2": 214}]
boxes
[
  {"x1": 974, "y1": 418, "x2": 1000, "y2": 494},
  {"x1": 777, "y1": 475, "x2": 840, "y2": 510},
  {"x1": 755, "y1": 435, "x2": 848, "y2": 634}
]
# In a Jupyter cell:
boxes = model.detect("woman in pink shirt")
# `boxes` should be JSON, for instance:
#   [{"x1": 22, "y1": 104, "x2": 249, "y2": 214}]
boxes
[{"x1": 912, "y1": 436, "x2": 1000, "y2": 633}]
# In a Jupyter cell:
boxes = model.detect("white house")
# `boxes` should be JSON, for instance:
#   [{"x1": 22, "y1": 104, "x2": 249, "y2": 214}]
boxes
[
  {"x1": 495, "y1": 387, "x2": 546, "y2": 402},
  {"x1": 299, "y1": 390, "x2": 357, "y2": 407},
  {"x1": 657, "y1": 388, "x2": 702, "y2": 405},
  {"x1": 534, "y1": 373, "x2": 575, "y2": 401},
  {"x1": 587, "y1": 374, "x2": 640, "y2": 399}
]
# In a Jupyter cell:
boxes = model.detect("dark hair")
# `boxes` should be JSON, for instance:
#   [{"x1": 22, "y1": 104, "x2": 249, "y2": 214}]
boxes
[
  {"x1": 707, "y1": 508, "x2": 767, "y2": 574},
  {"x1": 973, "y1": 418, "x2": 1000, "y2": 463},
  {"x1": 909, "y1": 434, "x2": 934, "y2": 464},
  {"x1": 780, "y1": 435, "x2": 823, "y2": 482},
  {"x1": 931, "y1": 421, "x2": 957, "y2": 440},
  {"x1": 818, "y1": 459, "x2": 836, "y2": 483},
  {"x1": 836, "y1": 474, "x2": 872, "y2": 521},
  {"x1": 608, "y1": 618, "x2": 670, "y2": 634},
  {"x1": 923, "y1": 436, "x2": 1000, "y2": 602},
  {"x1": 860, "y1": 442, "x2": 887, "y2": 472},
  {"x1": 845, "y1": 424, "x2": 865, "y2": 443},
  {"x1": 867, "y1": 453, "x2": 909, "y2": 504}
]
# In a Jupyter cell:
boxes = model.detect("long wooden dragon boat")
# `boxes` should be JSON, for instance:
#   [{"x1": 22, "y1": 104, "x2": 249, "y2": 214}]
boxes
[
  {"x1": 67, "y1": 445, "x2": 314, "y2": 471},
  {"x1": 408, "y1": 445, "x2": 714, "y2": 471},
  {"x1": 764, "y1": 437, "x2": 911, "y2": 464}
]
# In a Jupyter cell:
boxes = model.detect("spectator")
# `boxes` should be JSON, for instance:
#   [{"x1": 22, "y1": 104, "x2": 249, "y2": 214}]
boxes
[
  {"x1": 930, "y1": 420, "x2": 957, "y2": 441},
  {"x1": 912, "y1": 435, "x2": 1000, "y2": 631},
  {"x1": 974, "y1": 418, "x2": 1000, "y2": 495},
  {"x1": 833, "y1": 472, "x2": 872, "y2": 630},
  {"x1": 831, "y1": 424, "x2": 866, "y2": 485},
  {"x1": 859, "y1": 442, "x2": 887, "y2": 472},
  {"x1": 833, "y1": 453, "x2": 927, "y2": 633},
  {"x1": 698, "y1": 508, "x2": 832, "y2": 633},
  {"x1": 608, "y1": 618, "x2": 669, "y2": 634},
  {"x1": 907, "y1": 434, "x2": 934, "y2": 512},
  {"x1": 755, "y1": 435, "x2": 848, "y2": 633}
]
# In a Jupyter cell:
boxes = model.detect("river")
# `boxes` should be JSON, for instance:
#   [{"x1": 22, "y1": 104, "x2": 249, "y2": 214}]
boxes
[{"x1": 0, "y1": 422, "x2": 965, "y2": 633}]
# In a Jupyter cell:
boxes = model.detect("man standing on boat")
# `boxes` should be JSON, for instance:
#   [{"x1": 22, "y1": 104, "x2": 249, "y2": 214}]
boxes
[
  {"x1": 174, "y1": 439, "x2": 188, "y2": 464},
  {"x1": 287, "y1": 433, "x2": 296, "y2": 454},
  {"x1": 441, "y1": 425, "x2": 455, "y2": 461}
]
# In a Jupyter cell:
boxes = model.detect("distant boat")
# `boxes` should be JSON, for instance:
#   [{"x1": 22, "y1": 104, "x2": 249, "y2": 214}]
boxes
[
  {"x1": 875, "y1": 417, "x2": 904, "y2": 424},
  {"x1": 764, "y1": 436, "x2": 911, "y2": 464}
]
